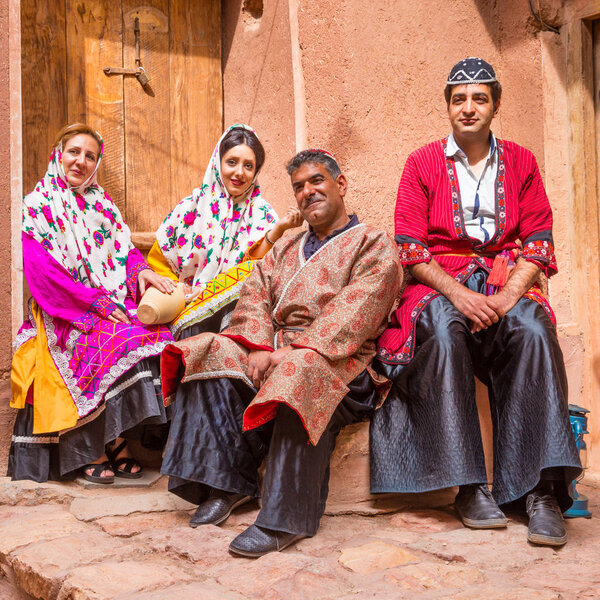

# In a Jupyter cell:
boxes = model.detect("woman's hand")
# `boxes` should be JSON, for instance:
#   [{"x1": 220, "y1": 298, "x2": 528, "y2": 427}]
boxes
[
  {"x1": 275, "y1": 208, "x2": 304, "y2": 233},
  {"x1": 107, "y1": 307, "x2": 131, "y2": 325},
  {"x1": 138, "y1": 269, "x2": 176, "y2": 295}
]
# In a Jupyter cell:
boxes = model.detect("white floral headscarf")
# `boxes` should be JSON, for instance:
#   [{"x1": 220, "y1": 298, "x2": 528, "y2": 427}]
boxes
[
  {"x1": 22, "y1": 132, "x2": 133, "y2": 309},
  {"x1": 155, "y1": 124, "x2": 278, "y2": 295}
]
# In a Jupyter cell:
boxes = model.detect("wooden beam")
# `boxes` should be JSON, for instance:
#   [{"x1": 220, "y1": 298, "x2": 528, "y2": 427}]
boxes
[
  {"x1": 562, "y1": 0, "x2": 600, "y2": 24},
  {"x1": 131, "y1": 231, "x2": 156, "y2": 250},
  {"x1": 9, "y1": 0, "x2": 22, "y2": 338}
]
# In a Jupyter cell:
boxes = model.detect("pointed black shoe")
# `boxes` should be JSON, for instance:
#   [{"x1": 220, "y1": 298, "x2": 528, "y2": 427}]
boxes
[
  {"x1": 229, "y1": 524, "x2": 305, "y2": 557},
  {"x1": 455, "y1": 484, "x2": 508, "y2": 529},
  {"x1": 189, "y1": 488, "x2": 252, "y2": 528},
  {"x1": 526, "y1": 493, "x2": 567, "y2": 546}
]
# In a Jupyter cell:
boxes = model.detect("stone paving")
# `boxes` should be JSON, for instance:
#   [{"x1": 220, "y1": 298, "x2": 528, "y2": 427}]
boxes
[{"x1": 0, "y1": 474, "x2": 598, "y2": 599}]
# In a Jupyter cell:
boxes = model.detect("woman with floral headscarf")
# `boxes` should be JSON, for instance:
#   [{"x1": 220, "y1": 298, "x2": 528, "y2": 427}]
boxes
[
  {"x1": 8, "y1": 123, "x2": 175, "y2": 484},
  {"x1": 146, "y1": 124, "x2": 303, "y2": 340}
]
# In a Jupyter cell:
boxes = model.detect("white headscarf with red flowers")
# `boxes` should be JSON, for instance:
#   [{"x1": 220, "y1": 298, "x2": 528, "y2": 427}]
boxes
[
  {"x1": 22, "y1": 132, "x2": 133, "y2": 308},
  {"x1": 155, "y1": 124, "x2": 278, "y2": 295}
]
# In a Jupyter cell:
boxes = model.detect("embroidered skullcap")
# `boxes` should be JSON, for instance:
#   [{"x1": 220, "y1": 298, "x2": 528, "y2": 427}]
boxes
[
  {"x1": 446, "y1": 57, "x2": 497, "y2": 85},
  {"x1": 302, "y1": 148, "x2": 339, "y2": 168}
]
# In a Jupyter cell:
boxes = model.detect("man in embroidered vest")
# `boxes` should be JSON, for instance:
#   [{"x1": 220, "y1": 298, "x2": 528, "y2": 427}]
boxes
[
  {"x1": 372, "y1": 58, "x2": 581, "y2": 546},
  {"x1": 160, "y1": 149, "x2": 400, "y2": 556}
]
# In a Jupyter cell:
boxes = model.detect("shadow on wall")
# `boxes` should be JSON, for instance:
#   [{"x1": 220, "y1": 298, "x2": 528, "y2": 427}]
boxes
[{"x1": 222, "y1": 0, "x2": 265, "y2": 71}]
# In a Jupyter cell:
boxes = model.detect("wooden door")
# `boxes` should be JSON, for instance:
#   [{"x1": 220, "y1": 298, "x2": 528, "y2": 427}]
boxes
[{"x1": 21, "y1": 0, "x2": 222, "y2": 248}]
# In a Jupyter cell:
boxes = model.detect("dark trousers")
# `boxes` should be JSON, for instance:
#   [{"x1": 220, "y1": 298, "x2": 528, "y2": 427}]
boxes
[
  {"x1": 161, "y1": 371, "x2": 377, "y2": 536},
  {"x1": 371, "y1": 270, "x2": 581, "y2": 511}
]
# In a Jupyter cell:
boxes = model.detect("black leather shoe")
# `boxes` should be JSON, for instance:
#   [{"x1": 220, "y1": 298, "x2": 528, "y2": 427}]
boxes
[
  {"x1": 189, "y1": 488, "x2": 252, "y2": 528},
  {"x1": 526, "y1": 493, "x2": 567, "y2": 546},
  {"x1": 229, "y1": 524, "x2": 305, "y2": 557},
  {"x1": 455, "y1": 484, "x2": 508, "y2": 529}
]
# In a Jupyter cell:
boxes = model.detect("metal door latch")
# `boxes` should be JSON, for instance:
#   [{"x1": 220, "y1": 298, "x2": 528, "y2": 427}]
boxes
[{"x1": 103, "y1": 18, "x2": 150, "y2": 88}]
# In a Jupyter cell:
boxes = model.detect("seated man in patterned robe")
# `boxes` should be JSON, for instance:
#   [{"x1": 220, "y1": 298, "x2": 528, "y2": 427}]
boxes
[
  {"x1": 372, "y1": 57, "x2": 581, "y2": 547},
  {"x1": 160, "y1": 149, "x2": 400, "y2": 557}
]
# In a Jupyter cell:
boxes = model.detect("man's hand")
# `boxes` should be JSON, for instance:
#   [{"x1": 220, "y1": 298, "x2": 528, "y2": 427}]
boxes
[
  {"x1": 247, "y1": 350, "x2": 272, "y2": 389},
  {"x1": 485, "y1": 289, "x2": 519, "y2": 321},
  {"x1": 138, "y1": 269, "x2": 176, "y2": 295},
  {"x1": 448, "y1": 286, "x2": 500, "y2": 333},
  {"x1": 107, "y1": 307, "x2": 131, "y2": 325},
  {"x1": 264, "y1": 346, "x2": 293, "y2": 380}
]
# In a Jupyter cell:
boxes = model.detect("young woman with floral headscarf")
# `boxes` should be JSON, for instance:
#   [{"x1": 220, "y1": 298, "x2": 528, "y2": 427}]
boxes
[
  {"x1": 8, "y1": 123, "x2": 175, "y2": 484},
  {"x1": 146, "y1": 124, "x2": 303, "y2": 340}
]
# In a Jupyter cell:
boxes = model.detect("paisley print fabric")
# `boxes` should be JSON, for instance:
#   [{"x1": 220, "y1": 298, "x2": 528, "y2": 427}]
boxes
[
  {"x1": 155, "y1": 124, "x2": 278, "y2": 298},
  {"x1": 161, "y1": 225, "x2": 401, "y2": 445},
  {"x1": 22, "y1": 135, "x2": 133, "y2": 309}
]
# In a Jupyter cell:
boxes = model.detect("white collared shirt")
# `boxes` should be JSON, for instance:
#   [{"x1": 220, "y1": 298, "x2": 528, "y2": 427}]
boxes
[{"x1": 446, "y1": 133, "x2": 498, "y2": 243}]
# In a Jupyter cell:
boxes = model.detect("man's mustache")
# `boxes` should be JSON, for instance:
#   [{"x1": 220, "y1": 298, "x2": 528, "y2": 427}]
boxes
[{"x1": 304, "y1": 193, "x2": 326, "y2": 207}]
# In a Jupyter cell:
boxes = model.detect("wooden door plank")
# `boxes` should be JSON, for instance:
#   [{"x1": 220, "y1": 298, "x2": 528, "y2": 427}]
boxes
[
  {"x1": 565, "y1": 18, "x2": 600, "y2": 466},
  {"x1": 169, "y1": 0, "x2": 222, "y2": 209},
  {"x1": 20, "y1": 0, "x2": 67, "y2": 193},
  {"x1": 65, "y1": 0, "x2": 126, "y2": 214},
  {"x1": 123, "y1": 0, "x2": 171, "y2": 233}
]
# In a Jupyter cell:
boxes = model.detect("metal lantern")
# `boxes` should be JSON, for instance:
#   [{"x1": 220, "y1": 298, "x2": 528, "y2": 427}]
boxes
[{"x1": 564, "y1": 404, "x2": 592, "y2": 519}]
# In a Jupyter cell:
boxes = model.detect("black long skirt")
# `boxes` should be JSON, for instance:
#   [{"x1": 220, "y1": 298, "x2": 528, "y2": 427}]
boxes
[
  {"x1": 370, "y1": 269, "x2": 582, "y2": 511},
  {"x1": 7, "y1": 357, "x2": 166, "y2": 482}
]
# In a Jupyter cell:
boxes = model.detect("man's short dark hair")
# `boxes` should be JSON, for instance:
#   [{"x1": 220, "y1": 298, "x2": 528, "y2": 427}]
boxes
[
  {"x1": 286, "y1": 150, "x2": 341, "y2": 179},
  {"x1": 444, "y1": 80, "x2": 502, "y2": 109}
]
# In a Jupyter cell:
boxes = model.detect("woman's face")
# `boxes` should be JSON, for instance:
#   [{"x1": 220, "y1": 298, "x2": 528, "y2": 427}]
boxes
[
  {"x1": 220, "y1": 143, "x2": 257, "y2": 197},
  {"x1": 61, "y1": 133, "x2": 101, "y2": 188}
]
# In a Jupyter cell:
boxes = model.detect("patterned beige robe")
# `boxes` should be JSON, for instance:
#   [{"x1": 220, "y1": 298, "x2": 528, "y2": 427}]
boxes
[{"x1": 161, "y1": 223, "x2": 401, "y2": 444}]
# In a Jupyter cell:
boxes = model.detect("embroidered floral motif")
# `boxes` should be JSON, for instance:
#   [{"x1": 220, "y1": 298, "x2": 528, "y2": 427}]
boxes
[
  {"x1": 522, "y1": 239, "x2": 556, "y2": 272},
  {"x1": 491, "y1": 139, "x2": 506, "y2": 246},
  {"x1": 42, "y1": 309, "x2": 169, "y2": 420},
  {"x1": 127, "y1": 261, "x2": 150, "y2": 301},
  {"x1": 442, "y1": 137, "x2": 468, "y2": 240},
  {"x1": 398, "y1": 242, "x2": 431, "y2": 266}
]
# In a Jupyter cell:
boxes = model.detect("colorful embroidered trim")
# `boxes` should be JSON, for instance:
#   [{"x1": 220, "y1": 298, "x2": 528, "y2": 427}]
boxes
[
  {"x1": 398, "y1": 242, "x2": 431, "y2": 266},
  {"x1": 377, "y1": 261, "x2": 479, "y2": 364},
  {"x1": 522, "y1": 239, "x2": 556, "y2": 272},
  {"x1": 441, "y1": 138, "x2": 506, "y2": 247},
  {"x1": 127, "y1": 262, "x2": 150, "y2": 301},
  {"x1": 523, "y1": 288, "x2": 557, "y2": 326},
  {"x1": 42, "y1": 309, "x2": 169, "y2": 420},
  {"x1": 72, "y1": 295, "x2": 117, "y2": 333},
  {"x1": 170, "y1": 260, "x2": 255, "y2": 338}
]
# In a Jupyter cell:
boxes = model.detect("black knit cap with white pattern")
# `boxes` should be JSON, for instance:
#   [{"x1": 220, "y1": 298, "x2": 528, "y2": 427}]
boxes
[{"x1": 446, "y1": 57, "x2": 497, "y2": 85}]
